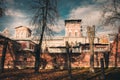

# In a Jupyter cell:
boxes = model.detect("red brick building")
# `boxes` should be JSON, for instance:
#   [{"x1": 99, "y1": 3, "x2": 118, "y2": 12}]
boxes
[
  {"x1": 1, "y1": 20, "x2": 120, "y2": 69},
  {"x1": 111, "y1": 27, "x2": 120, "y2": 54}
]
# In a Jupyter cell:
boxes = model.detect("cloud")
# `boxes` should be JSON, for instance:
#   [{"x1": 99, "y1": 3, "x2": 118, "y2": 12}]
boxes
[
  {"x1": 4, "y1": 8, "x2": 31, "y2": 28},
  {"x1": 4, "y1": 8, "x2": 32, "y2": 35},
  {"x1": 92, "y1": 0, "x2": 107, "y2": 3},
  {"x1": 11, "y1": 18, "x2": 31, "y2": 28},
  {"x1": 5, "y1": 8, "x2": 26, "y2": 17},
  {"x1": 68, "y1": 5, "x2": 102, "y2": 26},
  {"x1": 51, "y1": 19, "x2": 65, "y2": 33},
  {"x1": 6, "y1": 0, "x2": 15, "y2": 4},
  {"x1": 96, "y1": 30, "x2": 114, "y2": 36}
]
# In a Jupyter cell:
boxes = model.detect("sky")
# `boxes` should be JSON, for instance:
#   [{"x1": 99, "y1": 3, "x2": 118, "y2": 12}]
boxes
[{"x1": 0, "y1": 0, "x2": 117, "y2": 37}]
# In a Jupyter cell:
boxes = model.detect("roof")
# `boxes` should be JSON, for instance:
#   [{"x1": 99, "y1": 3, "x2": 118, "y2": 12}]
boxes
[
  {"x1": 15, "y1": 39, "x2": 37, "y2": 45},
  {"x1": 49, "y1": 43, "x2": 109, "y2": 48},
  {"x1": 15, "y1": 26, "x2": 32, "y2": 33},
  {"x1": 65, "y1": 19, "x2": 82, "y2": 23},
  {"x1": 65, "y1": 19, "x2": 82, "y2": 26}
]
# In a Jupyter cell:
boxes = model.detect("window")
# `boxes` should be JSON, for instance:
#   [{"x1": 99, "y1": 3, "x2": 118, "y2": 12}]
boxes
[
  {"x1": 69, "y1": 32, "x2": 71, "y2": 37},
  {"x1": 75, "y1": 32, "x2": 77, "y2": 37}
]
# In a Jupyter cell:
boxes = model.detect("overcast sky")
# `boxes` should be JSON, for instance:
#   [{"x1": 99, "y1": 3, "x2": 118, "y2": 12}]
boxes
[{"x1": 0, "y1": 0, "x2": 117, "y2": 37}]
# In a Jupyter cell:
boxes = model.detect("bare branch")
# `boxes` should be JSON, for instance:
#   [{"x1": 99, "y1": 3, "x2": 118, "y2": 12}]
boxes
[
  {"x1": 30, "y1": 0, "x2": 58, "y2": 73},
  {"x1": 102, "y1": 0, "x2": 120, "y2": 26}
]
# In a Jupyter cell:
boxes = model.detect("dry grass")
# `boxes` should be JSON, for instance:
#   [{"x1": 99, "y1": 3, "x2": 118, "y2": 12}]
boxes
[{"x1": 0, "y1": 68, "x2": 120, "y2": 80}]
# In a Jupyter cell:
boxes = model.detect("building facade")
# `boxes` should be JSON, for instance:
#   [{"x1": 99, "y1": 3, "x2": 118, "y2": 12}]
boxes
[
  {"x1": 1, "y1": 19, "x2": 119, "y2": 69},
  {"x1": 42, "y1": 19, "x2": 103, "y2": 54},
  {"x1": 14, "y1": 26, "x2": 31, "y2": 39}
]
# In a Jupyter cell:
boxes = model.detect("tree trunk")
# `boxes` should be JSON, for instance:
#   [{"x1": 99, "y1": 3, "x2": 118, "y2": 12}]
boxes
[
  {"x1": 115, "y1": 34, "x2": 118, "y2": 68},
  {"x1": 95, "y1": 52, "x2": 99, "y2": 67},
  {"x1": 66, "y1": 41, "x2": 72, "y2": 79},
  {"x1": 34, "y1": 44, "x2": 40, "y2": 73},
  {"x1": 0, "y1": 39, "x2": 8, "y2": 73},
  {"x1": 90, "y1": 40, "x2": 94, "y2": 72},
  {"x1": 87, "y1": 26, "x2": 95, "y2": 72},
  {"x1": 34, "y1": 5, "x2": 47, "y2": 73}
]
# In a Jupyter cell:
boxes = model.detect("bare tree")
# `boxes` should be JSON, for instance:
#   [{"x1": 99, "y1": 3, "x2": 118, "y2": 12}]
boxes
[
  {"x1": 0, "y1": 0, "x2": 7, "y2": 73},
  {"x1": 102, "y1": 0, "x2": 120, "y2": 68},
  {"x1": 65, "y1": 41, "x2": 72, "y2": 79},
  {"x1": 31, "y1": 0, "x2": 58, "y2": 73},
  {"x1": 102, "y1": 0, "x2": 120, "y2": 25},
  {"x1": 87, "y1": 25, "x2": 95, "y2": 72}
]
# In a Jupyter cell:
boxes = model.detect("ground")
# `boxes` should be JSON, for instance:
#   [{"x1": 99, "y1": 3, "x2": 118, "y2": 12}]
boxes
[{"x1": 0, "y1": 68, "x2": 120, "y2": 80}]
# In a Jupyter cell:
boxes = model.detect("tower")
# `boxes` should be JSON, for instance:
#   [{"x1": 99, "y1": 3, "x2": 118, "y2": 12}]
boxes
[
  {"x1": 65, "y1": 19, "x2": 82, "y2": 37},
  {"x1": 14, "y1": 26, "x2": 31, "y2": 39}
]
